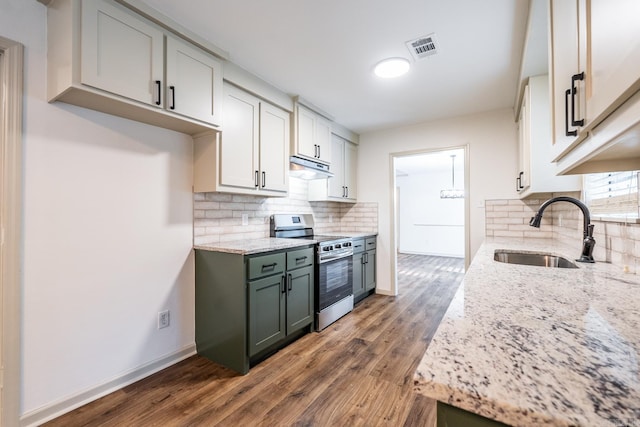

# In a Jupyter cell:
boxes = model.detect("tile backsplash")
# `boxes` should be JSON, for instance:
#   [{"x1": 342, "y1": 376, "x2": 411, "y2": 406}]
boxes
[
  {"x1": 194, "y1": 177, "x2": 378, "y2": 245},
  {"x1": 486, "y1": 192, "x2": 640, "y2": 274}
]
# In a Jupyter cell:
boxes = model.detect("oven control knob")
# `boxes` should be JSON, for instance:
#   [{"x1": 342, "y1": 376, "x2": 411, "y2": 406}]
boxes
[
  {"x1": 344, "y1": 242, "x2": 351, "y2": 247},
  {"x1": 323, "y1": 246, "x2": 331, "y2": 251},
  {"x1": 335, "y1": 244, "x2": 342, "y2": 249}
]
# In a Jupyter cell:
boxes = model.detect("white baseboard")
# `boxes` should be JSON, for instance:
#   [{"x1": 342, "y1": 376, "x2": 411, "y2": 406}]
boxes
[{"x1": 20, "y1": 344, "x2": 197, "y2": 427}]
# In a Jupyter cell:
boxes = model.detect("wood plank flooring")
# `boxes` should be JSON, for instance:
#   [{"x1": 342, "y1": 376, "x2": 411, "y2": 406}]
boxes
[{"x1": 44, "y1": 254, "x2": 465, "y2": 427}]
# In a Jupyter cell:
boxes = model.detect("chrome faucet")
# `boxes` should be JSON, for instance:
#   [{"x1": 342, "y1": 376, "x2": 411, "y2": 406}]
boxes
[{"x1": 529, "y1": 196, "x2": 595, "y2": 263}]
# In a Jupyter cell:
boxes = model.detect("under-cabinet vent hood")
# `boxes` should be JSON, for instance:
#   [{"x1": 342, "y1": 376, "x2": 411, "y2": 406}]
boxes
[{"x1": 289, "y1": 156, "x2": 334, "y2": 180}]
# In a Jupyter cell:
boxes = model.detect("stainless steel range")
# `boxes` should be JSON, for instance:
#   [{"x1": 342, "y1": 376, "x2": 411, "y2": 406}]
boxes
[{"x1": 270, "y1": 214, "x2": 354, "y2": 331}]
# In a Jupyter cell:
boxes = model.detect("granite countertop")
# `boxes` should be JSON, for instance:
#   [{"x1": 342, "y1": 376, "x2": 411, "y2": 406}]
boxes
[
  {"x1": 413, "y1": 237, "x2": 640, "y2": 427},
  {"x1": 194, "y1": 238, "x2": 316, "y2": 255}
]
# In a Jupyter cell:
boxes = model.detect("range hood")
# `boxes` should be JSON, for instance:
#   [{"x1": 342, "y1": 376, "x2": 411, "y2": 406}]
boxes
[{"x1": 289, "y1": 156, "x2": 334, "y2": 180}]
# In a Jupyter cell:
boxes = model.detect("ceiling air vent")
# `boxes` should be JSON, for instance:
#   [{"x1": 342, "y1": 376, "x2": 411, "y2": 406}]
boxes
[{"x1": 405, "y1": 34, "x2": 438, "y2": 60}]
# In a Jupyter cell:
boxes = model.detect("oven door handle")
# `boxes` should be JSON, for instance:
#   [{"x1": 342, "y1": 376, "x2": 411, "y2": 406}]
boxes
[{"x1": 318, "y1": 251, "x2": 353, "y2": 263}]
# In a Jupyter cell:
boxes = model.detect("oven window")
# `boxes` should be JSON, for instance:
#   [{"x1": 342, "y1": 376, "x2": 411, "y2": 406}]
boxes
[{"x1": 318, "y1": 257, "x2": 353, "y2": 310}]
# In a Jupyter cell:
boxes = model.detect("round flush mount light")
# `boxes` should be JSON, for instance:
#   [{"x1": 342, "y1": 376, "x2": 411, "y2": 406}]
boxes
[{"x1": 374, "y1": 57, "x2": 411, "y2": 78}]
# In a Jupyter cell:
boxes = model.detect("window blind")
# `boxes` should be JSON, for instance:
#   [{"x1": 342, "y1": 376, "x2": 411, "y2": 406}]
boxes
[{"x1": 584, "y1": 171, "x2": 640, "y2": 219}]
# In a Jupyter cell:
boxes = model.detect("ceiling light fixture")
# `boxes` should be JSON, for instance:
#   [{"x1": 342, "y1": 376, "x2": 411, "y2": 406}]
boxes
[
  {"x1": 374, "y1": 57, "x2": 410, "y2": 78},
  {"x1": 440, "y1": 154, "x2": 464, "y2": 199}
]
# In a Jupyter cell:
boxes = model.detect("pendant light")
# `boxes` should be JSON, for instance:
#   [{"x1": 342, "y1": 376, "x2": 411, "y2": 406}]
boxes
[{"x1": 440, "y1": 154, "x2": 464, "y2": 199}]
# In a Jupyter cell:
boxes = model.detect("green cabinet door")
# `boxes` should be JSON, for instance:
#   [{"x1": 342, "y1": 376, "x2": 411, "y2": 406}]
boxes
[
  {"x1": 365, "y1": 248, "x2": 376, "y2": 291},
  {"x1": 352, "y1": 252, "x2": 365, "y2": 297},
  {"x1": 248, "y1": 274, "x2": 286, "y2": 357},
  {"x1": 286, "y1": 265, "x2": 314, "y2": 333}
]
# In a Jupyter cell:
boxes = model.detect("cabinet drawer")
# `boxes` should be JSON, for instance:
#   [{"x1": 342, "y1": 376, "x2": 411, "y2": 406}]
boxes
[
  {"x1": 365, "y1": 237, "x2": 377, "y2": 250},
  {"x1": 352, "y1": 239, "x2": 365, "y2": 254},
  {"x1": 287, "y1": 247, "x2": 314, "y2": 269},
  {"x1": 248, "y1": 252, "x2": 286, "y2": 280}
]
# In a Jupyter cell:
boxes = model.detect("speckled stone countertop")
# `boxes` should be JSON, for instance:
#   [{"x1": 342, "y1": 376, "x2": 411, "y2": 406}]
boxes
[
  {"x1": 194, "y1": 238, "x2": 316, "y2": 255},
  {"x1": 413, "y1": 237, "x2": 640, "y2": 427}
]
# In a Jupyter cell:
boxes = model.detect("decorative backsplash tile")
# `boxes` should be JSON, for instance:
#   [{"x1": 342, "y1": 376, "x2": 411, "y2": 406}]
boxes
[
  {"x1": 486, "y1": 192, "x2": 639, "y2": 274},
  {"x1": 194, "y1": 177, "x2": 378, "y2": 245}
]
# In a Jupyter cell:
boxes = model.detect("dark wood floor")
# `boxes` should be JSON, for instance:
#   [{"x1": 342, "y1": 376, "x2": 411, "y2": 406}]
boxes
[{"x1": 45, "y1": 254, "x2": 465, "y2": 427}]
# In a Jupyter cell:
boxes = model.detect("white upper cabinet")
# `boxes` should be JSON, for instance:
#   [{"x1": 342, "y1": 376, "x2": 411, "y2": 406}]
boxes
[
  {"x1": 81, "y1": 0, "x2": 164, "y2": 105},
  {"x1": 292, "y1": 103, "x2": 332, "y2": 165},
  {"x1": 516, "y1": 75, "x2": 581, "y2": 198},
  {"x1": 218, "y1": 85, "x2": 260, "y2": 190},
  {"x1": 549, "y1": 0, "x2": 583, "y2": 158},
  {"x1": 550, "y1": 0, "x2": 640, "y2": 173},
  {"x1": 166, "y1": 35, "x2": 223, "y2": 125},
  {"x1": 194, "y1": 83, "x2": 289, "y2": 196},
  {"x1": 586, "y1": 0, "x2": 640, "y2": 125},
  {"x1": 259, "y1": 102, "x2": 290, "y2": 193},
  {"x1": 309, "y1": 133, "x2": 358, "y2": 203},
  {"x1": 47, "y1": 0, "x2": 223, "y2": 135}
]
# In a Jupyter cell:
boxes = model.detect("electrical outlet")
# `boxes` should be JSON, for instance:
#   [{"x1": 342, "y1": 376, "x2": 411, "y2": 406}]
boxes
[
  {"x1": 158, "y1": 310, "x2": 170, "y2": 329},
  {"x1": 242, "y1": 213, "x2": 249, "y2": 226}
]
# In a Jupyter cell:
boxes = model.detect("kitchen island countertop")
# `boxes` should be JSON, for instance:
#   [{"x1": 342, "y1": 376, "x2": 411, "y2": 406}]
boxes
[{"x1": 413, "y1": 237, "x2": 640, "y2": 426}]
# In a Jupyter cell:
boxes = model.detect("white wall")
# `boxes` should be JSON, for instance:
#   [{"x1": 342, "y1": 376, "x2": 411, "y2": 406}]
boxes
[
  {"x1": 1, "y1": 0, "x2": 195, "y2": 421},
  {"x1": 359, "y1": 109, "x2": 518, "y2": 295},
  {"x1": 396, "y1": 165, "x2": 465, "y2": 257}
]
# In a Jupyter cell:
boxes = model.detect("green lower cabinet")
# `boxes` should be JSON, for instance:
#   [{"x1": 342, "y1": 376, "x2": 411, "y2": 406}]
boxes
[
  {"x1": 286, "y1": 265, "x2": 314, "y2": 333},
  {"x1": 248, "y1": 274, "x2": 286, "y2": 357},
  {"x1": 195, "y1": 245, "x2": 314, "y2": 375},
  {"x1": 364, "y1": 247, "x2": 376, "y2": 292},
  {"x1": 437, "y1": 402, "x2": 509, "y2": 427},
  {"x1": 353, "y1": 237, "x2": 376, "y2": 303}
]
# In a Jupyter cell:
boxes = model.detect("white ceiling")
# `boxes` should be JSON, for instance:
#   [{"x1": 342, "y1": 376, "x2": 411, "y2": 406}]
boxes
[{"x1": 139, "y1": 0, "x2": 532, "y2": 134}]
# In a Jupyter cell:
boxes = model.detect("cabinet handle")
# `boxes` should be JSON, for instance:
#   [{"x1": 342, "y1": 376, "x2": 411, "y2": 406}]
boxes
[
  {"x1": 571, "y1": 72, "x2": 585, "y2": 127},
  {"x1": 169, "y1": 86, "x2": 176, "y2": 110},
  {"x1": 516, "y1": 176, "x2": 521, "y2": 191},
  {"x1": 564, "y1": 89, "x2": 577, "y2": 137},
  {"x1": 287, "y1": 273, "x2": 292, "y2": 291},
  {"x1": 254, "y1": 170, "x2": 259, "y2": 187},
  {"x1": 261, "y1": 262, "x2": 277, "y2": 272},
  {"x1": 518, "y1": 171, "x2": 524, "y2": 190},
  {"x1": 345, "y1": 186, "x2": 349, "y2": 198},
  {"x1": 317, "y1": 144, "x2": 320, "y2": 158},
  {"x1": 155, "y1": 80, "x2": 161, "y2": 106},
  {"x1": 281, "y1": 275, "x2": 286, "y2": 294},
  {"x1": 262, "y1": 171, "x2": 266, "y2": 188},
  {"x1": 363, "y1": 253, "x2": 368, "y2": 264},
  {"x1": 295, "y1": 256, "x2": 307, "y2": 263}
]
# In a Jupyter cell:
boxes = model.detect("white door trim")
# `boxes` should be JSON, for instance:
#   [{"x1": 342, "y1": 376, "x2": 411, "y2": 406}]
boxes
[
  {"x1": 0, "y1": 35, "x2": 24, "y2": 427},
  {"x1": 389, "y1": 145, "x2": 470, "y2": 295}
]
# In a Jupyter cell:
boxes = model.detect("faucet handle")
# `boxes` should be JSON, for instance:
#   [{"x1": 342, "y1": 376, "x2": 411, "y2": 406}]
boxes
[{"x1": 587, "y1": 223, "x2": 594, "y2": 238}]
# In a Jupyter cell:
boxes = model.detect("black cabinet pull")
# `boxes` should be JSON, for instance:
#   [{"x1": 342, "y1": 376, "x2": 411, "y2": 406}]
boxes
[
  {"x1": 261, "y1": 262, "x2": 277, "y2": 272},
  {"x1": 262, "y1": 171, "x2": 266, "y2": 188},
  {"x1": 254, "y1": 170, "x2": 259, "y2": 187},
  {"x1": 571, "y1": 72, "x2": 585, "y2": 127},
  {"x1": 155, "y1": 80, "x2": 161, "y2": 106},
  {"x1": 564, "y1": 89, "x2": 577, "y2": 137},
  {"x1": 317, "y1": 144, "x2": 320, "y2": 158},
  {"x1": 345, "y1": 186, "x2": 349, "y2": 198},
  {"x1": 287, "y1": 273, "x2": 292, "y2": 291},
  {"x1": 518, "y1": 171, "x2": 524, "y2": 190},
  {"x1": 295, "y1": 256, "x2": 307, "y2": 263},
  {"x1": 281, "y1": 275, "x2": 286, "y2": 294},
  {"x1": 169, "y1": 85, "x2": 176, "y2": 110}
]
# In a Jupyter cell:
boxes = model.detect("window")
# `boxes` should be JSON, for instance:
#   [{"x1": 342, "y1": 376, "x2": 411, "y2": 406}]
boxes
[{"x1": 584, "y1": 171, "x2": 640, "y2": 220}]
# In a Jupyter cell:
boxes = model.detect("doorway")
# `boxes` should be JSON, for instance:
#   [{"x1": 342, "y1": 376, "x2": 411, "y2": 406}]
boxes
[{"x1": 391, "y1": 146, "x2": 469, "y2": 294}]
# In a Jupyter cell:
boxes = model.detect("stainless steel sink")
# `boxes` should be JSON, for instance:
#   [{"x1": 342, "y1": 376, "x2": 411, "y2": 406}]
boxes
[{"x1": 494, "y1": 250, "x2": 578, "y2": 268}]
